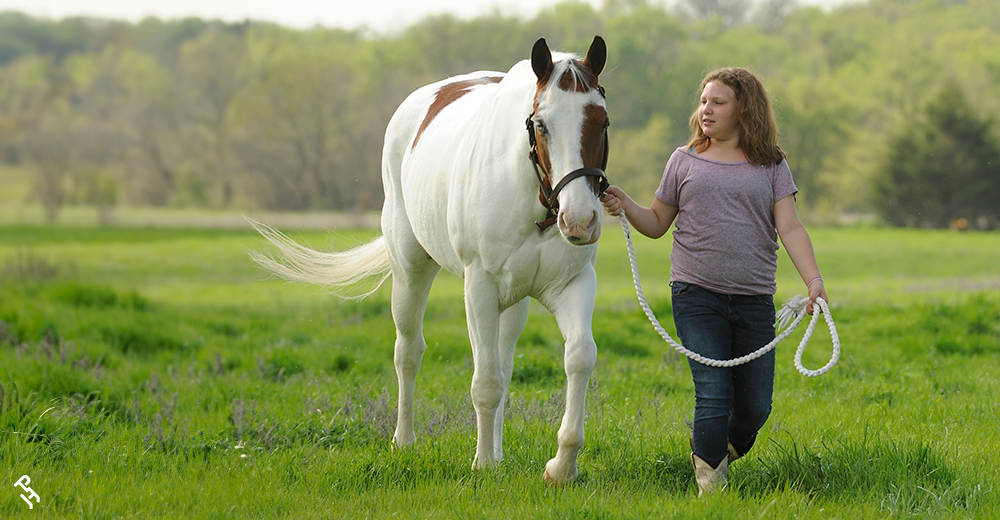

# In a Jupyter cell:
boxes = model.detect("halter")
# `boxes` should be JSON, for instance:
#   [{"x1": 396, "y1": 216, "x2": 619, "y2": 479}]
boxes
[{"x1": 526, "y1": 85, "x2": 610, "y2": 231}]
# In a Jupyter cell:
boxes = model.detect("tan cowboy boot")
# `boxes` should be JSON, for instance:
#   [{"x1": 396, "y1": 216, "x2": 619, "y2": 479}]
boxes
[
  {"x1": 728, "y1": 442, "x2": 742, "y2": 463},
  {"x1": 690, "y1": 433, "x2": 743, "y2": 463},
  {"x1": 691, "y1": 452, "x2": 729, "y2": 496}
]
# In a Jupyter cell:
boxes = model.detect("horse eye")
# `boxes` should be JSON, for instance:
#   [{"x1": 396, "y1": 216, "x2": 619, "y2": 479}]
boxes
[
  {"x1": 536, "y1": 120, "x2": 548, "y2": 136},
  {"x1": 603, "y1": 119, "x2": 610, "y2": 130}
]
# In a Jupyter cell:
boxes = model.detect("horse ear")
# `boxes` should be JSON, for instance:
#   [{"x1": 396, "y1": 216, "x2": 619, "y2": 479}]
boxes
[
  {"x1": 584, "y1": 36, "x2": 606, "y2": 77},
  {"x1": 531, "y1": 38, "x2": 553, "y2": 82}
]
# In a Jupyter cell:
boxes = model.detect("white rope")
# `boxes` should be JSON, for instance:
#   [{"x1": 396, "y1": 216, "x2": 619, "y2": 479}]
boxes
[{"x1": 617, "y1": 213, "x2": 840, "y2": 377}]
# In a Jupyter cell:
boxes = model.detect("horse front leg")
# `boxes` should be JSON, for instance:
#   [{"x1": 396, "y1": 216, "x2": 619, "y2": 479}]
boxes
[
  {"x1": 494, "y1": 297, "x2": 530, "y2": 462},
  {"x1": 464, "y1": 267, "x2": 504, "y2": 469},
  {"x1": 543, "y1": 267, "x2": 598, "y2": 485}
]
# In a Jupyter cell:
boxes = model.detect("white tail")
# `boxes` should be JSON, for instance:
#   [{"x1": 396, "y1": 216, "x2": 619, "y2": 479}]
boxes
[{"x1": 246, "y1": 218, "x2": 391, "y2": 299}]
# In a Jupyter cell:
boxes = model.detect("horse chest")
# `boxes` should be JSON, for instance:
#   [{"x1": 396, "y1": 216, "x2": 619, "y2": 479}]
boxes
[{"x1": 501, "y1": 237, "x2": 598, "y2": 308}]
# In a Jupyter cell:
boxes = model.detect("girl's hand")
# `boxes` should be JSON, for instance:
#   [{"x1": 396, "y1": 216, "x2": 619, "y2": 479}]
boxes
[
  {"x1": 807, "y1": 278, "x2": 827, "y2": 315},
  {"x1": 600, "y1": 185, "x2": 625, "y2": 216}
]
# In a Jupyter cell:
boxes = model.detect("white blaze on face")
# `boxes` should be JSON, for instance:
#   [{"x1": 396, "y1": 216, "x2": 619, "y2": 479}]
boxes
[{"x1": 535, "y1": 70, "x2": 606, "y2": 245}]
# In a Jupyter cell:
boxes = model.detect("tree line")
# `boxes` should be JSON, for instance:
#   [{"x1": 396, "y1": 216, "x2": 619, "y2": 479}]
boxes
[{"x1": 1, "y1": 0, "x2": 998, "y2": 228}]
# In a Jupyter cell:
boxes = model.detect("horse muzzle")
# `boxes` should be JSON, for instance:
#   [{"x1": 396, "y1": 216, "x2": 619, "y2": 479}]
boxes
[{"x1": 558, "y1": 207, "x2": 601, "y2": 245}]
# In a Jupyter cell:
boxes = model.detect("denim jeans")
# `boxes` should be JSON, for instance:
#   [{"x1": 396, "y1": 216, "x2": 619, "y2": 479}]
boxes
[{"x1": 670, "y1": 281, "x2": 776, "y2": 467}]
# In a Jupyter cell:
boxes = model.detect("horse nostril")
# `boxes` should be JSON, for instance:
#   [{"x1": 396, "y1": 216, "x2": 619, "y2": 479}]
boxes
[{"x1": 557, "y1": 210, "x2": 600, "y2": 245}]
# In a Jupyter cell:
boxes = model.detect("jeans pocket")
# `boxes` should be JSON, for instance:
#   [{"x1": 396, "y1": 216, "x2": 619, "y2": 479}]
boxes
[
  {"x1": 670, "y1": 281, "x2": 693, "y2": 296},
  {"x1": 753, "y1": 294, "x2": 775, "y2": 306}
]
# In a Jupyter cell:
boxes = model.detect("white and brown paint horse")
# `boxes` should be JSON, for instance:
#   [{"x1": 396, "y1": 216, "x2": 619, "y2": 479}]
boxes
[{"x1": 251, "y1": 36, "x2": 610, "y2": 485}]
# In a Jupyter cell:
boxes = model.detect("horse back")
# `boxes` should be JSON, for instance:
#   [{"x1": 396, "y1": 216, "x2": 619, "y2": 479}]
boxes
[{"x1": 385, "y1": 71, "x2": 507, "y2": 163}]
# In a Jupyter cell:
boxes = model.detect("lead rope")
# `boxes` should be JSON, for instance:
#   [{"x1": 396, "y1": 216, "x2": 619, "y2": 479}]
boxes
[{"x1": 617, "y1": 212, "x2": 841, "y2": 377}]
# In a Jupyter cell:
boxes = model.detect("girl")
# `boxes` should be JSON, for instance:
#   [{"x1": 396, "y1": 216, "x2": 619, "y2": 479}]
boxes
[{"x1": 600, "y1": 67, "x2": 828, "y2": 495}]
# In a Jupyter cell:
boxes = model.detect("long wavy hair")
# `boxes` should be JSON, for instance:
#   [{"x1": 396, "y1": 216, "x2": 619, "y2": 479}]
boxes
[{"x1": 686, "y1": 67, "x2": 785, "y2": 166}]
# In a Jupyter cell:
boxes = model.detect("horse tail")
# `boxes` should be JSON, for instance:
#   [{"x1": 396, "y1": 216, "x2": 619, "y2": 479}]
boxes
[{"x1": 246, "y1": 218, "x2": 391, "y2": 300}]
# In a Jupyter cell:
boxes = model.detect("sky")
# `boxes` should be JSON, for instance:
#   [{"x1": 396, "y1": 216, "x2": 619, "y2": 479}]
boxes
[{"x1": 1, "y1": 0, "x2": 845, "y2": 34}]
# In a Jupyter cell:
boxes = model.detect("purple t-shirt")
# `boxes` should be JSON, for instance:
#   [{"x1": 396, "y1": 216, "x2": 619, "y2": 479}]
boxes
[{"x1": 655, "y1": 147, "x2": 798, "y2": 295}]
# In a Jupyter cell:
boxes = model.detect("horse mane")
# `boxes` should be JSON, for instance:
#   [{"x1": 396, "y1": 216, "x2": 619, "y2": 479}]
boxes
[{"x1": 549, "y1": 52, "x2": 597, "y2": 92}]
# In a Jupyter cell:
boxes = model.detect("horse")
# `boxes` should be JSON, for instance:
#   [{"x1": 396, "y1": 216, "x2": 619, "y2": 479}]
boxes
[{"x1": 250, "y1": 36, "x2": 610, "y2": 485}]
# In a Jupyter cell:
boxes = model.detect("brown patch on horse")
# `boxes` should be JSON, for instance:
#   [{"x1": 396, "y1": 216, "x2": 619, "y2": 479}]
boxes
[
  {"x1": 557, "y1": 61, "x2": 600, "y2": 93},
  {"x1": 534, "y1": 61, "x2": 597, "y2": 106},
  {"x1": 412, "y1": 76, "x2": 502, "y2": 149},
  {"x1": 580, "y1": 103, "x2": 608, "y2": 167},
  {"x1": 580, "y1": 103, "x2": 609, "y2": 193},
  {"x1": 534, "y1": 120, "x2": 554, "y2": 209}
]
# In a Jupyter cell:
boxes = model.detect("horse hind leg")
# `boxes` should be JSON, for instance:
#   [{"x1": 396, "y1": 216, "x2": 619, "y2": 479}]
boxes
[
  {"x1": 464, "y1": 267, "x2": 508, "y2": 469},
  {"x1": 388, "y1": 237, "x2": 440, "y2": 449}
]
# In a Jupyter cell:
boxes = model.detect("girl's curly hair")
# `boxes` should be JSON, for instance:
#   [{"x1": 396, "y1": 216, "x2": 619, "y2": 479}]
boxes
[{"x1": 687, "y1": 67, "x2": 785, "y2": 166}]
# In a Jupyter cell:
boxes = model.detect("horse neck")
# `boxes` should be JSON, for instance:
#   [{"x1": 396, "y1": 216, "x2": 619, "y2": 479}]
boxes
[{"x1": 472, "y1": 65, "x2": 537, "y2": 181}]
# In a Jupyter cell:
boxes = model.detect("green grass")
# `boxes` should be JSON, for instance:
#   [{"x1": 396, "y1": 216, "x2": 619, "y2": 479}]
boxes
[{"x1": 1, "y1": 222, "x2": 999, "y2": 518}]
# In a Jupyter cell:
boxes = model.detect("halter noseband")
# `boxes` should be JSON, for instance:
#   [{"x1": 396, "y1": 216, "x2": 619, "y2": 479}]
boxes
[{"x1": 527, "y1": 86, "x2": 610, "y2": 231}]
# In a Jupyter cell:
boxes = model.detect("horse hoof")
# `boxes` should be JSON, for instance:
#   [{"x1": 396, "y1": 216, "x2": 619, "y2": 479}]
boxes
[
  {"x1": 542, "y1": 460, "x2": 575, "y2": 486},
  {"x1": 391, "y1": 434, "x2": 415, "y2": 450},
  {"x1": 542, "y1": 466, "x2": 557, "y2": 485}
]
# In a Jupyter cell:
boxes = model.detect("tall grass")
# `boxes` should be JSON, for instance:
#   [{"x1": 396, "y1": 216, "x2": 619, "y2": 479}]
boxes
[{"x1": 1, "y1": 224, "x2": 998, "y2": 518}]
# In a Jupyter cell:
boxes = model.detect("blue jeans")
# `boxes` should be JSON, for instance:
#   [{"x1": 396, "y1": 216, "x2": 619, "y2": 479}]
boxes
[{"x1": 670, "y1": 281, "x2": 776, "y2": 467}]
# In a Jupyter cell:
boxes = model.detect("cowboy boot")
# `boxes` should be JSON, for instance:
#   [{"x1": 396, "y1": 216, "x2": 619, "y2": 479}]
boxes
[
  {"x1": 728, "y1": 441, "x2": 742, "y2": 463},
  {"x1": 691, "y1": 452, "x2": 728, "y2": 496},
  {"x1": 690, "y1": 433, "x2": 742, "y2": 463}
]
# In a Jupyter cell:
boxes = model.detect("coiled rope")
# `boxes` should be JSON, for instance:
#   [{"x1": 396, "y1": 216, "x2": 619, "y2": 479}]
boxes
[{"x1": 617, "y1": 213, "x2": 841, "y2": 377}]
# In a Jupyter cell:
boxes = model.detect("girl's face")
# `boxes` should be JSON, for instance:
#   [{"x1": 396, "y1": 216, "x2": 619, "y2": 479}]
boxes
[{"x1": 698, "y1": 81, "x2": 740, "y2": 143}]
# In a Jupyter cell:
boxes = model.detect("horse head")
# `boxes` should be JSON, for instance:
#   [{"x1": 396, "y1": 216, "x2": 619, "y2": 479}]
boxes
[{"x1": 528, "y1": 36, "x2": 609, "y2": 246}]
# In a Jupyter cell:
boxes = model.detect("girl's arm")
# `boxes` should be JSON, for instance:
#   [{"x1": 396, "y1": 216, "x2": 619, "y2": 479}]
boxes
[
  {"x1": 600, "y1": 185, "x2": 678, "y2": 239},
  {"x1": 774, "y1": 194, "x2": 827, "y2": 312}
]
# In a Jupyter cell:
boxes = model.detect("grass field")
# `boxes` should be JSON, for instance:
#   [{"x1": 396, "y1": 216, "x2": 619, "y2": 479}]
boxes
[{"x1": 1, "y1": 214, "x2": 999, "y2": 518}]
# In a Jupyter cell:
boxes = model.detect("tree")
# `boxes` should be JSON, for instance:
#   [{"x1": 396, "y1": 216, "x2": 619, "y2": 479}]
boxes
[
  {"x1": 4, "y1": 56, "x2": 75, "y2": 222},
  {"x1": 27, "y1": 100, "x2": 74, "y2": 223},
  {"x1": 68, "y1": 46, "x2": 175, "y2": 206},
  {"x1": 604, "y1": 5, "x2": 691, "y2": 132},
  {"x1": 0, "y1": 12, "x2": 91, "y2": 66},
  {"x1": 675, "y1": 0, "x2": 753, "y2": 30},
  {"x1": 606, "y1": 114, "x2": 674, "y2": 198},
  {"x1": 753, "y1": 0, "x2": 798, "y2": 33},
  {"x1": 174, "y1": 27, "x2": 250, "y2": 207},
  {"x1": 772, "y1": 78, "x2": 853, "y2": 212},
  {"x1": 3, "y1": 2, "x2": 1000, "y2": 221},
  {"x1": 229, "y1": 30, "x2": 365, "y2": 210},
  {"x1": 875, "y1": 82, "x2": 1000, "y2": 229}
]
